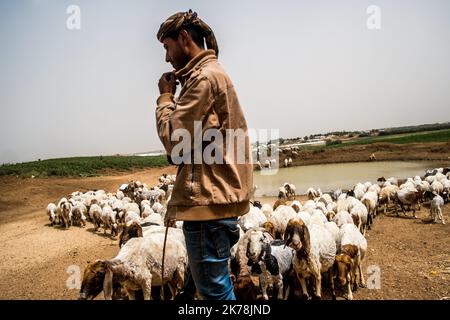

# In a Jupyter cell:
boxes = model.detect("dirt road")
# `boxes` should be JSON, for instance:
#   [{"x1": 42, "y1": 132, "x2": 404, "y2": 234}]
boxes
[{"x1": 0, "y1": 167, "x2": 449, "y2": 300}]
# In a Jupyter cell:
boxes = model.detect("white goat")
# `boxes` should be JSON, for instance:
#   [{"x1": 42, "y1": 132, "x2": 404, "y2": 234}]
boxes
[
  {"x1": 238, "y1": 206, "x2": 267, "y2": 232},
  {"x1": 430, "y1": 195, "x2": 445, "y2": 224},
  {"x1": 103, "y1": 233, "x2": 187, "y2": 300},
  {"x1": 333, "y1": 211, "x2": 354, "y2": 228},
  {"x1": 46, "y1": 203, "x2": 58, "y2": 226}
]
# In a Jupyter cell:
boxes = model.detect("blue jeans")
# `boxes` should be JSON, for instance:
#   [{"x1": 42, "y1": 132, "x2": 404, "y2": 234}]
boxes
[{"x1": 183, "y1": 217, "x2": 240, "y2": 300}]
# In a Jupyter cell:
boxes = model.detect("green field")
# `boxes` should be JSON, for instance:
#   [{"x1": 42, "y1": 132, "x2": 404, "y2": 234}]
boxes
[
  {"x1": 323, "y1": 129, "x2": 450, "y2": 149},
  {"x1": 0, "y1": 155, "x2": 170, "y2": 178}
]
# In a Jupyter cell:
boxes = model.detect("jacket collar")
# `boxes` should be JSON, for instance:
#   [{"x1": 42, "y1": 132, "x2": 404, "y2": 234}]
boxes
[{"x1": 175, "y1": 49, "x2": 217, "y2": 83}]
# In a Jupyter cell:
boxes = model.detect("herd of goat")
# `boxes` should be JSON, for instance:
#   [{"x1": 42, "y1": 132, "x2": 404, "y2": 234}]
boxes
[{"x1": 46, "y1": 167, "x2": 450, "y2": 300}]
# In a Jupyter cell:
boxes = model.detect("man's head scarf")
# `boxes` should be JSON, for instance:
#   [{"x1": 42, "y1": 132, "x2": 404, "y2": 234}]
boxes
[{"x1": 157, "y1": 9, "x2": 219, "y2": 57}]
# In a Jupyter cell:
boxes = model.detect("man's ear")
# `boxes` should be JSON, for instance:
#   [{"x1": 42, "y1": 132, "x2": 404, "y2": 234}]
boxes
[{"x1": 178, "y1": 29, "x2": 191, "y2": 47}]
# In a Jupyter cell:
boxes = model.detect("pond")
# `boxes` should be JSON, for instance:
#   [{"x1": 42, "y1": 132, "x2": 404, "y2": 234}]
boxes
[{"x1": 253, "y1": 160, "x2": 450, "y2": 197}]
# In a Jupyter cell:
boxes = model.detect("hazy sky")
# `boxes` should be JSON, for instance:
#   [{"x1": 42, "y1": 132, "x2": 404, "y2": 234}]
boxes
[{"x1": 1, "y1": 0, "x2": 449, "y2": 164}]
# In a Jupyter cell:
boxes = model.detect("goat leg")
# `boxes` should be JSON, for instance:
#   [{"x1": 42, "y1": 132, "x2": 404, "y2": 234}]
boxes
[
  {"x1": 359, "y1": 262, "x2": 366, "y2": 288},
  {"x1": 346, "y1": 280, "x2": 353, "y2": 300},
  {"x1": 400, "y1": 204, "x2": 406, "y2": 215},
  {"x1": 127, "y1": 290, "x2": 136, "y2": 300},
  {"x1": 329, "y1": 269, "x2": 336, "y2": 300},
  {"x1": 259, "y1": 273, "x2": 269, "y2": 301},
  {"x1": 298, "y1": 276, "x2": 309, "y2": 300},
  {"x1": 275, "y1": 275, "x2": 284, "y2": 300},
  {"x1": 438, "y1": 208, "x2": 445, "y2": 224},
  {"x1": 352, "y1": 269, "x2": 358, "y2": 292},
  {"x1": 411, "y1": 203, "x2": 416, "y2": 218},
  {"x1": 313, "y1": 273, "x2": 322, "y2": 299},
  {"x1": 168, "y1": 283, "x2": 176, "y2": 300},
  {"x1": 142, "y1": 278, "x2": 152, "y2": 300},
  {"x1": 283, "y1": 282, "x2": 290, "y2": 300}
]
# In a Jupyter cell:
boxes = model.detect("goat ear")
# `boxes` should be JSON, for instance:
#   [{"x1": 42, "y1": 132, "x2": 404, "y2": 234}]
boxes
[
  {"x1": 284, "y1": 234, "x2": 292, "y2": 247},
  {"x1": 98, "y1": 260, "x2": 107, "y2": 272},
  {"x1": 283, "y1": 225, "x2": 291, "y2": 245},
  {"x1": 333, "y1": 259, "x2": 339, "y2": 274},
  {"x1": 103, "y1": 267, "x2": 114, "y2": 300},
  {"x1": 136, "y1": 224, "x2": 143, "y2": 238},
  {"x1": 349, "y1": 258, "x2": 354, "y2": 270},
  {"x1": 300, "y1": 225, "x2": 311, "y2": 253},
  {"x1": 263, "y1": 242, "x2": 271, "y2": 255},
  {"x1": 260, "y1": 248, "x2": 266, "y2": 260}
]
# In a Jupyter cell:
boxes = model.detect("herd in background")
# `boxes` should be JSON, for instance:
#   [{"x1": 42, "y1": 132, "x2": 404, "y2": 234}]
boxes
[
  {"x1": 255, "y1": 157, "x2": 293, "y2": 170},
  {"x1": 45, "y1": 167, "x2": 449, "y2": 300},
  {"x1": 46, "y1": 174, "x2": 177, "y2": 234}
]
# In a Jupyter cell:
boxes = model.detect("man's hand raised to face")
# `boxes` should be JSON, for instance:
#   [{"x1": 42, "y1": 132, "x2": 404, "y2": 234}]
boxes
[{"x1": 159, "y1": 72, "x2": 178, "y2": 95}]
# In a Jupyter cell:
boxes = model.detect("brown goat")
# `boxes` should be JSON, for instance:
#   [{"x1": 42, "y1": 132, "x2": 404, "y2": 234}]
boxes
[
  {"x1": 273, "y1": 199, "x2": 287, "y2": 211},
  {"x1": 79, "y1": 260, "x2": 127, "y2": 300},
  {"x1": 334, "y1": 244, "x2": 360, "y2": 300},
  {"x1": 262, "y1": 221, "x2": 276, "y2": 239},
  {"x1": 351, "y1": 214, "x2": 360, "y2": 229},
  {"x1": 291, "y1": 204, "x2": 301, "y2": 213},
  {"x1": 394, "y1": 190, "x2": 423, "y2": 218},
  {"x1": 326, "y1": 211, "x2": 336, "y2": 222},
  {"x1": 284, "y1": 219, "x2": 310, "y2": 259},
  {"x1": 233, "y1": 273, "x2": 260, "y2": 300},
  {"x1": 119, "y1": 221, "x2": 143, "y2": 248}
]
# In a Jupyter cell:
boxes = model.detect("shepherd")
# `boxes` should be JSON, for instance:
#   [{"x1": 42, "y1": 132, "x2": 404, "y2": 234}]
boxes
[{"x1": 155, "y1": 10, "x2": 253, "y2": 300}]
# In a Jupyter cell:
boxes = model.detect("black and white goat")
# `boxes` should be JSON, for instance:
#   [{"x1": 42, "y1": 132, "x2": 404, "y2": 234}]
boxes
[{"x1": 246, "y1": 230, "x2": 294, "y2": 300}]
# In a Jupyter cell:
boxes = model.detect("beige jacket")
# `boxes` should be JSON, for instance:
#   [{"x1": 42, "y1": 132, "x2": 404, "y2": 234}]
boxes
[{"x1": 156, "y1": 50, "x2": 253, "y2": 221}]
